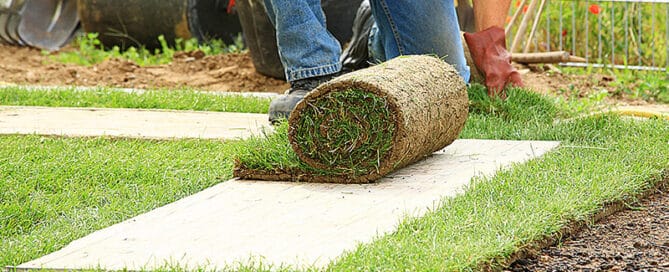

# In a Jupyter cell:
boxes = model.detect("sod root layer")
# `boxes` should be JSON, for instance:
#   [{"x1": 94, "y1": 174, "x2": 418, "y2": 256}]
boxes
[{"x1": 235, "y1": 55, "x2": 469, "y2": 183}]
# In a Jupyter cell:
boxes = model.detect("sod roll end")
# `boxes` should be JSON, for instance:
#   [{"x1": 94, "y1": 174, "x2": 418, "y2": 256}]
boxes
[{"x1": 288, "y1": 55, "x2": 469, "y2": 183}]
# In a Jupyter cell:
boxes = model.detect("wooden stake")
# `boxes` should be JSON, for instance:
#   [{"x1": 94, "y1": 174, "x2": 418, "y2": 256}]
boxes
[
  {"x1": 523, "y1": 0, "x2": 547, "y2": 53},
  {"x1": 510, "y1": 0, "x2": 539, "y2": 53},
  {"x1": 505, "y1": 0, "x2": 527, "y2": 36}
]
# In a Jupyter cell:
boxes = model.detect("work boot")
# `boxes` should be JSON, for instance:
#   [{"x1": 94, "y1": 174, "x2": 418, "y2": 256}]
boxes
[
  {"x1": 268, "y1": 73, "x2": 337, "y2": 124},
  {"x1": 340, "y1": 0, "x2": 373, "y2": 72}
]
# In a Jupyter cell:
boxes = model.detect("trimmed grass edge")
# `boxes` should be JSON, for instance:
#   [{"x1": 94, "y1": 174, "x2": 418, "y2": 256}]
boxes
[{"x1": 480, "y1": 170, "x2": 669, "y2": 271}]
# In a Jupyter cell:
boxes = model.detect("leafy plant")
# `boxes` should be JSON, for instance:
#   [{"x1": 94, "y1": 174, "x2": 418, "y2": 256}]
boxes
[{"x1": 47, "y1": 32, "x2": 246, "y2": 66}]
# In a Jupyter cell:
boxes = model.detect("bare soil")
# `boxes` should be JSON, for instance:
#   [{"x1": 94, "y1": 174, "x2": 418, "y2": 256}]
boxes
[
  {"x1": 508, "y1": 184, "x2": 669, "y2": 272},
  {"x1": 0, "y1": 44, "x2": 289, "y2": 93},
  {"x1": 0, "y1": 44, "x2": 659, "y2": 108}
]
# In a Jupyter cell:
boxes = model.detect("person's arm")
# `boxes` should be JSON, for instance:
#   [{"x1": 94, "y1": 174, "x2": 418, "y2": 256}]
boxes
[
  {"x1": 472, "y1": 0, "x2": 511, "y2": 31},
  {"x1": 464, "y1": 0, "x2": 522, "y2": 99}
]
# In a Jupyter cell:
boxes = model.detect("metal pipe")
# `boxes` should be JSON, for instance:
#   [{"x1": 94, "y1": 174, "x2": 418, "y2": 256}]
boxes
[
  {"x1": 586, "y1": 0, "x2": 590, "y2": 62},
  {"x1": 546, "y1": 0, "x2": 550, "y2": 52},
  {"x1": 598, "y1": 1, "x2": 602, "y2": 62},
  {"x1": 560, "y1": 62, "x2": 666, "y2": 72},
  {"x1": 637, "y1": 5, "x2": 642, "y2": 65},
  {"x1": 651, "y1": 2, "x2": 656, "y2": 67},
  {"x1": 625, "y1": 1, "x2": 629, "y2": 66},
  {"x1": 572, "y1": 1, "x2": 576, "y2": 55},
  {"x1": 559, "y1": 1, "x2": 563, "y2": 51},
  {"x1": 611, "y1": 2, "x2": 615, "y2": 66}
]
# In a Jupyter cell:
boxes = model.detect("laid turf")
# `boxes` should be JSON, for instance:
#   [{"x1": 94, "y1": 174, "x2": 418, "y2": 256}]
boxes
[
  {"x1": 0, "y1": 137, "x2": 236, "y2": 266},
  {"x1": 0, "y1": 86, "x2": 271, "y2": 113},
  {"x1": 1, "y1": 85, "x2": 667, "y2": 271},
  {"x1": 235, "y1": 85, "x2": 669, "y2": 270}
]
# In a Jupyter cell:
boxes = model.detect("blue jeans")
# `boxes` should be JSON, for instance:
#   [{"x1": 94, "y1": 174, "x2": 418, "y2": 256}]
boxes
[{"x1": 263, "y1": 0, "x2": 470, "y2": 83}]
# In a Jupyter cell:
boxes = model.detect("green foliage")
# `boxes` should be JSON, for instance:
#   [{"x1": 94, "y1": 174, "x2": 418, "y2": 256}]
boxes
[
  {"x1": 0, "y1": 136, "x2": 238, "y2": 266},
  {"x1": 292, "y1": 89, "x2": 395, "y2": 176},
  {"x1": 329, "y1": 116, "x2": 669, "y2": 271},
  {"x1": 559, "y1": 67, "x2": 669, "y2": 104},
  {"x1": 0, "y1": 86, "x2": 271, "y2": 114},
  {"x1": 509, "y1": 1, "x2": 669, "y2": 104},
  {"x1": 608, "y1": 70, "x2": 669, "y2": 103},
  {"x1": 1, "y1": 86, "x2": 668, "y2": 270},
  {"x1": 468, "y1": 84, "x2": 557, "y2": 123},
  {"x1": 510, "y1": 1, "x2": 668, "y2": 67},
  {"x1": 48, "y1": 32, "x2": 245, "y2": 66}
]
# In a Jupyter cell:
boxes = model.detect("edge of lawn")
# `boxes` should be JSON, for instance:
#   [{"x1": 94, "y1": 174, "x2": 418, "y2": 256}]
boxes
[
  {"x1": 484, "y1": 172, "x2": 668, "y2": 271},
  {"x1": 3, "y1": 85, "x2": 669, "y2": 271},
  {"x1": 0, "y1": 85, "x2": 273, "y2": 114}
]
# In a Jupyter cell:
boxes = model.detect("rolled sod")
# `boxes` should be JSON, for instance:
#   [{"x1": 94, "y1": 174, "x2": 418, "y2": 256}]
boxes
[{"x1": 236, "y1": 55, "x2": 469, "y2": 183}]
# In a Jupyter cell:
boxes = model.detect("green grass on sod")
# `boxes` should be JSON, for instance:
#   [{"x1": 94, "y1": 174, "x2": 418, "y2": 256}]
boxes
[
  {"x1": 0, "y1": 137, "x2": 236, "y2": 266},
  {"x1": 328, "y1": 112, "x2": 669, "y2": 271},
  {"x1": 291, "y1": 89, "x2": 395, "y2": 177},
  {"x1": 1, "y1": 86, "x2": 667, "y2": 270},
  {"x1": 0, "y1": 86, "x2": 271, "y2": 114}
]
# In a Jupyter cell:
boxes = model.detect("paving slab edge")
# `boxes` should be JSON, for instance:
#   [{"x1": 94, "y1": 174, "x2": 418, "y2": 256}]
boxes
[
  {"x1": 479, "y1": 169, "x2": 669, "y2": 271},
  {"x1": 8, "y1": 173, "x2": 665, "y2": 272},
  {"x1": 0, "y1": 83, "x2": 280, "y2": 98}
]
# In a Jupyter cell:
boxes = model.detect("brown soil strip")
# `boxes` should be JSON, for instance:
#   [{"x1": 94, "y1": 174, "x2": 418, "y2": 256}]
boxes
[
  {"x1": 477, "y1": 171, "x2": 668, "y2": 271},
  {"x1": 0, "y1": 44, "x2": 289, "y2": 93}
]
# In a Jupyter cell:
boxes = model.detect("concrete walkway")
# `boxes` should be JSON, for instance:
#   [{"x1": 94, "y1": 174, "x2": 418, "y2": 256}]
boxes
[
  {"x1": 0, "y1": 106, "x2": 270, "y2": 140},
  {"x1": 16, "y1": 139, "x2": 560, "y2": 271}
]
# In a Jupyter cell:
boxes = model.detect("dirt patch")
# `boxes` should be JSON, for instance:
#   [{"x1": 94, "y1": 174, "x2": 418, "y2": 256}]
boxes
[
  {"x1": 508, "y1": 182, "x2": 669, "y2": 271},
  {"x1": 0, "y1": 44, "x2": 661, "y2": 108},
  {"x1": 0, "y1": 44, "x2": 289, "y2": 93}
]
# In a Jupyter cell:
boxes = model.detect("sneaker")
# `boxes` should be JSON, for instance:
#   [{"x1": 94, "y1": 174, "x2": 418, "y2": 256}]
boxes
[
  {"x1": 340, "y1": 0, "x2": 373, "y2": 73},
  {"x1": 268, "y1": 73, "x2": 337, "y2": 123}
]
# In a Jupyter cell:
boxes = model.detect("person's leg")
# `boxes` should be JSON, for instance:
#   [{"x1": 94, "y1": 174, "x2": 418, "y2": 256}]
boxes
[
  {"x1": 263, "y1": 0, "x2": 342, "y2": 82},
  {"x1": 367, "y1": 0, "x2": 470, "y2": 82},
  {"x1": 264, "y1": 0, "x2": 344, "y2": 122}
]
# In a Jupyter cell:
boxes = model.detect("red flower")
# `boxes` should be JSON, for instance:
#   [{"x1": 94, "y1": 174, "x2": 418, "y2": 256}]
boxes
[
  {"x1": 589, "y1": 4, "x2": 601, "y2": 15},
  {"x1": 562, "y1": 29, "x2": 568, "y2": 37},
  {"x1": 515, "y1": 0, "x2": 522, "y2": 7},
  {"x1": 522, "y1": 5, "x2": 529, "y2": 13},
  {"x1": 227, "y1": 0, "x2": 236, "y2": 14}
]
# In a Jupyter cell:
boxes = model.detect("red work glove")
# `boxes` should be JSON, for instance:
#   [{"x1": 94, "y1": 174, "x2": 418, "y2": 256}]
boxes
[{"x1": 463, "y1": 26, "x2": 523, "y2": 99}]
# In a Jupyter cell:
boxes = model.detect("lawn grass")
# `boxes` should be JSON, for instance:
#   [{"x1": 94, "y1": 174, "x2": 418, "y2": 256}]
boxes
[
  {"x1": 1, "y1": 85, "x2": 668, "y2": 270},
  {"x1": 0, "y1": 136, "x2": 237, "y2": 266},
  {"x1": 0, "y1": 86, "x2": 271, "y2": 113},
  {"x1": 328, "y1": 108, "x2": 669, "y2": 271},
  {"x1": 236, "y1": 86, "x2": 669, "y2": 271}
]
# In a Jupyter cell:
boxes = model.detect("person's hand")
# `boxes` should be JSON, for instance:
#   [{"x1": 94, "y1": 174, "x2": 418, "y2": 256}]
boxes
[{"x1": 463, "y1": 26, "x2": 523, "y2": 99}]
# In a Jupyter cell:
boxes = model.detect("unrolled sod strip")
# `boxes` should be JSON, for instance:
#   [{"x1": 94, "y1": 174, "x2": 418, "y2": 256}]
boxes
[{"x1": 235, "y1": 55, "x2": 468, "y2": 184}]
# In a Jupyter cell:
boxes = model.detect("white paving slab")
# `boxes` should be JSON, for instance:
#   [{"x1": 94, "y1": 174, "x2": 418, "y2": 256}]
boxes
[
  {"x1": 15, "y1": 139, "x2": 560, "y2": 271},
  {"x1": 0, "y1": 106, "x2": 270, "y2": 140}
]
